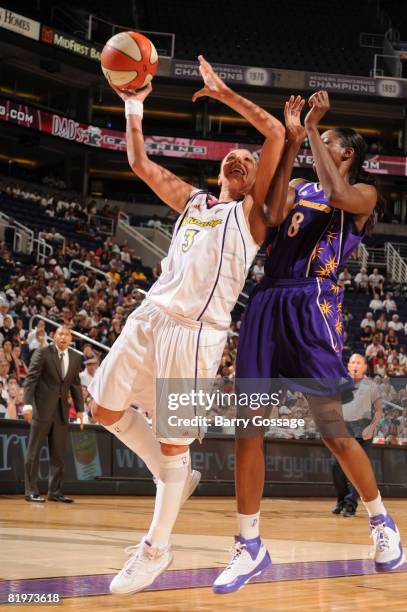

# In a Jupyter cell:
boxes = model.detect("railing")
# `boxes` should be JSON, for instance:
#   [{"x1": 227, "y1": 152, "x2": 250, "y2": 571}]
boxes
[
  {"x1": 33, "y1": 238, "x2": 53, "y2": 261},
  {"x1": 29, "y1": 315, "x2": 109, "y2": 355},
  {"x1": 0, "y1": 221, "x2": 23, "y2": 252},
  {"x1": 117, "y1": 217, "x2": 167, "y2": 267},
  {"x1": 68, "y1": 259, "x2": 113, "y2": 282},
  {"x1": 357, "y1": 243, "x2": 369, "y2": 269},
  {"x1": 87, "y1": 213, "x2": 115, "y2": 236},
  {"x1": 385, "y1": 242, "x2": 407, "y2": 283},
  {"x1": 392, "y1": 242, "x2": 407, "y2": 261}
]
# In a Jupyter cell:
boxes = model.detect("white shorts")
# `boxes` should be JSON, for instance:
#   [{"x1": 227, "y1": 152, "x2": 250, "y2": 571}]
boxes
[{"x1": 88, "y1": 301, "x2": 227, "y2": 444}]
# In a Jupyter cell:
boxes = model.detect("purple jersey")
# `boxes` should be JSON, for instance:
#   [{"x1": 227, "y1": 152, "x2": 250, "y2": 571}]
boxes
[{"x1": 264, "y1": 181, "x2": 364, "y2": 281}]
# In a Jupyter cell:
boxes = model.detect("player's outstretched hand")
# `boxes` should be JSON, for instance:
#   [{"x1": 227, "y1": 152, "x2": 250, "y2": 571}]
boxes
[
  {"x1": 107, "y1": 75, "x2": 153, "y2": 103},
  {"x1": 284, "y1": 95, "x2": 306, "y2": 145},
  {"x1": 192, "y1": 55, "x2": 230, "y2": 102},
  {"x1": 304, "y1": 90, "x2": 330, "y2": 130}
]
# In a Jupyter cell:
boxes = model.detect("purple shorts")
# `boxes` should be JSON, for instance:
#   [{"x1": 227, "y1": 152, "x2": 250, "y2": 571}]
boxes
[{"x1": 236, "y1": 277, "x2": 353, "y2": 397}]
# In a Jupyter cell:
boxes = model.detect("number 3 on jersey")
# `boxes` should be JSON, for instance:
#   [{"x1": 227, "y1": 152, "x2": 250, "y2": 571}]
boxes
[
  {"x1": 182, "y1": 229, "x2": 200, "y2": 252},
  {"x1": 288, "y1": 212, "x2": 304, "y2": 238}
]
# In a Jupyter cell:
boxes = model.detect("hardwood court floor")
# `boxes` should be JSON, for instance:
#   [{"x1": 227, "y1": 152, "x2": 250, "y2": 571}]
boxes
[{"x1": 1, "y1": 496, "x2": 407, "y2": 611}]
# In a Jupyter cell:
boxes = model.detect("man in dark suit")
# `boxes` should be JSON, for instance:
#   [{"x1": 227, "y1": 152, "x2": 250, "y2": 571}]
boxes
[{"x1": 24, "y1": 325, "x2": 84, "y2": 503}]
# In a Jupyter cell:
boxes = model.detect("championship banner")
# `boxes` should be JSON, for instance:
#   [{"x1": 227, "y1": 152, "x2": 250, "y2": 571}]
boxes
[
  {"x1": 171, "y1": 60, "x2": 282, "y2": 88},
  {"x1": 0, "y1": 7, "x2": 40, "y2": 40},
  {"x1": 1, "y1": 97, "x2": 406, "y2": 175},
  {"x1": 305, "y1": 71, "x2": 407, "y2": 99}
]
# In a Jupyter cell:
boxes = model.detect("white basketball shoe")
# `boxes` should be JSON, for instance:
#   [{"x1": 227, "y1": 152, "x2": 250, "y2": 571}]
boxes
[
  {"x1": 370, "y1": 513, "x2": 404, "y2": 572},
  {"x1": 110, "y1": 539, "x2": 173, "y2": 595}
]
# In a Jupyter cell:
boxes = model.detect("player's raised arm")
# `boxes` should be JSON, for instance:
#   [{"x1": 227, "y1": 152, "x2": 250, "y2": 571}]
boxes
[
  {"x1": 265, "y1": 95, "x2": 307, "y2": 226},
  {"x1": 304, "y1": 90, "x2": 376, "y2": 216},
  {"x1": 110, "y1": 82, "x2": 195, "y2": 213},
  {"x1": 192, "y1": 56, "x2": 285, "y2": 243}
]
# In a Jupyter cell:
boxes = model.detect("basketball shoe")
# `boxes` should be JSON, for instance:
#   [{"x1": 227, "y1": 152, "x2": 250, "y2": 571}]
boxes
[
  {"x1": 213, "y1": 535, "x2": 271, "y2": 594},
  {"x1": 370, "y1": 513, "x2": 405, "y2": 572},
  {"x1": 110, "y1": 539, "x2": 173, "y2": 595}
]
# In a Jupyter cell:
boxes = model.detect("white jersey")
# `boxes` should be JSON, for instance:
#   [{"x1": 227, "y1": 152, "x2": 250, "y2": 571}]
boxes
[{"x1": 147, "y1": 190, "x2": 259, "y2": 328}]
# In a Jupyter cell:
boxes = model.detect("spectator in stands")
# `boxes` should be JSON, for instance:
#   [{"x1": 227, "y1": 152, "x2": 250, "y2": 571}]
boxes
[
  {"x1": 369, "y1": 293, "x2": 383, "y2": 314},
  {"x1": 29, "y1": 328, "x2": 48, "y2": 352},
  {"x1": 388, "y1": 357, "x2": 405, "y2": 377},
  {"x1": 398, "y1": 347, "x2": 407, "y2": 368},
  {"x1": 0, "y1": 315, "x2": 14, "y2": 342},
  {"x1": 383, "y1": 292, "x2": 397, "y2": 314},
  {"x1": 366, "y1": 335, "x2": 386, "y2": 373},
  {"x1": 354, "y1": 268, "x2": 369, "y2": 293},
  {"x1": 0, "y1": 300, "x2": 11, "y2": 326},
  {"x1": 388, "y1": 314, "x2": 403, "y2": 333},
  {"x1": 338, "y1": 266, "x2": 352, "y2": 290},
  {"x1": 12, "y1": 345, "x2": 28, "y2": 382},
  {"x1": 368, "y1": 268, "x2": 384, "y2": 295},
  {"x1": 384, "y1": 328, "x2": 399, "y2": 350},
  {"x1": 79, "y1": 357, "x2": 99, "y2": 389},
  {"x1": 373, "y1": 352, "x2": 387, "y2": 377},
  {"x1": 251, "y1": 258, "x2": 264, "y2": 282},
  {"x1": 375, "y1": 312, "x2": 388, "y2": 334},
  {"x1": 360, "y1": 312, "x2": 375, "y2": 332},
  {"x1": 27, "y1": 320, "x2": 48, "y2": 346},
  {"x1": 360, "y1": 326, "x2": 374, "y2": 345}
]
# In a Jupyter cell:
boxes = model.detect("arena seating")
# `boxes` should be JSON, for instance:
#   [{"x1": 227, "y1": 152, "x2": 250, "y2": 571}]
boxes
[{"x1": 139, "y1": 0, "x2": 383, "y2": 75}]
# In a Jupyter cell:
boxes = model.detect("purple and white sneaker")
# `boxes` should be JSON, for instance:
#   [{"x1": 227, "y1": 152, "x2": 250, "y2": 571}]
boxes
[
  {"x1": 370, "y1": 513, "x2": 405, "y2": 572},
  {"x1": 213, "y1": 535, "x2": 271, "y2": 594}
]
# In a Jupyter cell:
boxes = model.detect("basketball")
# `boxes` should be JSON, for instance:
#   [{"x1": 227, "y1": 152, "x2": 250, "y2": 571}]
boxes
[{"x1": 101, "y1": 31, "x2": 158, "y2": 90}]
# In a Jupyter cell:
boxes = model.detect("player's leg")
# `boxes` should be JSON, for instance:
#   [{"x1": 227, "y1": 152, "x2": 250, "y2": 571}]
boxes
[
  {"x1": 308, "y1": 395, "x2": 404, "y2": 571},
  {"x1": 109, "y1": 311, "x2": 219, "y2": 596},
  {"x1": 89, "y1": 307, "x2": 162, "y2": 478},
  {"x1": 213, "y1": 288, "x2": 276, "y2": 594},
  {"x1": 110, "y1": 438, "x2": 192, "y2": 596}
]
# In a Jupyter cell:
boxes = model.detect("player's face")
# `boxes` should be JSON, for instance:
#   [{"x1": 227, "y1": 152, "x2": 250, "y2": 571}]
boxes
[
  {"x1": 312, "y1": 131, "x2": 352, "y2": 174},
  {"x1": 348, "y1": 354, "x2": 367, "y2": 379},
  {"x1": 219, "y1": 149, "x2": 257, "y2": 195}
]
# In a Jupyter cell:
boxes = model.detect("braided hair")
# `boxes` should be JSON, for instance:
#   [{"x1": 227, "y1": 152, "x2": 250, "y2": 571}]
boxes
[{"x1": 333, "y1": 127, "x2": 386, "y2": 234}]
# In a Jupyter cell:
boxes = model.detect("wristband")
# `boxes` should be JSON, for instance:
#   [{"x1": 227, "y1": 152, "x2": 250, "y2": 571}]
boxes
[{"x1": 125, "y1": 99, "x2": 143, "y2": 119}]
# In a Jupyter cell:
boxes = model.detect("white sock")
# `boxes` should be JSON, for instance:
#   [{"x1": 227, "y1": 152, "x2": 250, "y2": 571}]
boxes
[
  {"x1": 362, "y1": 492, "x2": 387, "y2": 517},
  {"x1": 104, "y1": 408, "x2": 160, "y2": 478},
  {"x1": 147, "y1": 449, "x2": 190, "y2": 548},
  {"x1": 238, "y1": 511, "x2": 260, "y2": 540}
]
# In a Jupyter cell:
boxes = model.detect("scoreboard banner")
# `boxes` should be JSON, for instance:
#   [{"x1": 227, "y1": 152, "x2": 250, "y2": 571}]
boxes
[
  {"x1": 0, "y1": 7, "x2": 40, "y2": 40},
  {"x1": 0, "y1": 96, "x2": 406, "y2": 175}
]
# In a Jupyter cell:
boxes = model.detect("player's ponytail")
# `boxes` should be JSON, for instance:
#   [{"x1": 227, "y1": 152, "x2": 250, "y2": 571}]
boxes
[{"x1": 333, "y1": 127, "x2": 386, "y2": 234}]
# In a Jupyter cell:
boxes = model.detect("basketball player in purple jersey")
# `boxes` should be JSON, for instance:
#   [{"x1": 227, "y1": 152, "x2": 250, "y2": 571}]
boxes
[{"x1": 214, "y1": 91, "x2": 404, "y2": 593}]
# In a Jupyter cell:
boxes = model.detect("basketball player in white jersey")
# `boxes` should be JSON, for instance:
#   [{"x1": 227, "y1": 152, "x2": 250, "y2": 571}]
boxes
[{"x1": 89, "y1": 55, "x2": 285, "y2": 595}]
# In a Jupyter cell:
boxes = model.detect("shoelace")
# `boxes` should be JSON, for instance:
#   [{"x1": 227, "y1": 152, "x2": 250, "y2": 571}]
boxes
[
  {"x1": 225, "y1": 541, "x2": 246, "y2": 570},
  {"x1": 122, "y1": 544, "x2": 151, "y2": 573},
  {"x1": 371, "y1": 522, "x2": 390, "y2": 552}
]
